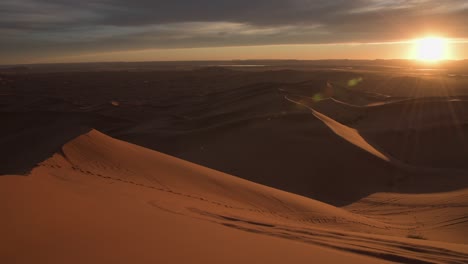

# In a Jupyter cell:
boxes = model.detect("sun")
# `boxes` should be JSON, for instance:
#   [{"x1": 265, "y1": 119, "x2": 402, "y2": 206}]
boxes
[{"x1": 412, "y1": 37, "x2": 449, "y2": 62}]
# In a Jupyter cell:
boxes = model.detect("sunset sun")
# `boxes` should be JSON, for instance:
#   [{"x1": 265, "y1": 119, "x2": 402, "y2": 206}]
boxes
[{"x1": 413, "y1": 37, "x2": 449, "y2": 62}]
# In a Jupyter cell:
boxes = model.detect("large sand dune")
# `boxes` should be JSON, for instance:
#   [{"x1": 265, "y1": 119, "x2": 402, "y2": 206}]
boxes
[
  {"x1": 1, "y1": 130, "x2": 467, "y2": 263},
  {"x1": 1, "y1": 66, "x2": 468, "y2": 263}
]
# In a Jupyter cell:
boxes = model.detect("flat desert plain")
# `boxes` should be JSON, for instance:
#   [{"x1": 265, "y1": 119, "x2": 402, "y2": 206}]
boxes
[{"x1": 1, "y1": 61, "x2": 467, "y2": 263}]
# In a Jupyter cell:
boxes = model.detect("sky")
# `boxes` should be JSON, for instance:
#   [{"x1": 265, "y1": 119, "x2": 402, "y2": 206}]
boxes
[{"x1": 1, "y1": 0, "x2": 468, "y2": 64}]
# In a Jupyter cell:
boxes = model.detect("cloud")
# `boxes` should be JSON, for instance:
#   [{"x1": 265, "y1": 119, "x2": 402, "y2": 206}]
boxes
[{"x1": 1, "y1": 0, "x2": 468, "y2": 62}]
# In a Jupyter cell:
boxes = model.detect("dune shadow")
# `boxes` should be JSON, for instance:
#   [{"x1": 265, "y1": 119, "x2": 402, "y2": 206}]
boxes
[{"x1": 0, "y1": 112, "x2": 130, "y2": 175}]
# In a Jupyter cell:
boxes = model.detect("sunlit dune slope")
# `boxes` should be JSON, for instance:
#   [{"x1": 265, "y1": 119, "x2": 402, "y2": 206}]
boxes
[
  {"x1": 1, "y1": 130, "x2": 467, "y2": 264},
  {"x1": 346, "y1": 189, "x2": 468, "y2": 244},
  {"x1": 54, "y1": 130, "x2": 381, "y2": 226}
]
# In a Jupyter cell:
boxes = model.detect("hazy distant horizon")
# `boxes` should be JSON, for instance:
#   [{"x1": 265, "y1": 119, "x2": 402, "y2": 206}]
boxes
[
  {"x1": 2, "y1": 58, "x2": 468, "y2": 68},
  {"x1": 2, "y1": 42, "x2": 468, "y2": 65}
]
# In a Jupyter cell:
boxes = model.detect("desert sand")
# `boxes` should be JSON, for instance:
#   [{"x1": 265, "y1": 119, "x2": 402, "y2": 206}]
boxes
[{"x1": 1, "y1": 61, "x2": 467, "y2": 263}]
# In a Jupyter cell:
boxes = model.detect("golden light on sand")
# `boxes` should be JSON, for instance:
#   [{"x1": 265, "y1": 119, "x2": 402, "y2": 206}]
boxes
[{"x1": 412, "y1": 37, "x2": 449, "y2": 61}]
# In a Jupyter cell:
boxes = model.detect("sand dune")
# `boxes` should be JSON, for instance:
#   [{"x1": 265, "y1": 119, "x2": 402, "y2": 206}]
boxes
[
  {"x1": 1, "y1": 67, "x2": 468, "y2": 263},
  {"x1": 2, "y1": 69, "x2": 468, "y2": 204},
  {"x1": 2, "y1": 130, "x2": 467, "y2": 263},
  {"x1": 283, "y1": 86, "x2": 468, "y2": 171}
]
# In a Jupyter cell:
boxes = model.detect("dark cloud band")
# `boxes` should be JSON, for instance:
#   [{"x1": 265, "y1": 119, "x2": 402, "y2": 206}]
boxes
[{"x1": 1, "y1": 0, "x2": 467, "y2": 62}]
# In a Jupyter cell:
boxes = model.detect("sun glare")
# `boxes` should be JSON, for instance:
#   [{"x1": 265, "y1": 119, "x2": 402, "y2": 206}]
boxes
[{"x1": 413, "y1": 37, "x2": 449, "y2": 62}]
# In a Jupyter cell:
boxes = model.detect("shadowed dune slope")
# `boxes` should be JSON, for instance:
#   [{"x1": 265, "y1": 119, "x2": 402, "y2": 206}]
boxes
[
  {"x1": 126, "y1": 111, "x2": 401, "y2": 206},
  {"x1": 293, "y1": 95, "x2": 468, "y2": 170}
]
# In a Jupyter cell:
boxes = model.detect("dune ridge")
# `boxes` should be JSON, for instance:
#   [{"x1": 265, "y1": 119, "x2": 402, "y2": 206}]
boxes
[{"x1": 285, "y1": 94, "x2": 468, "y2": 177}]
